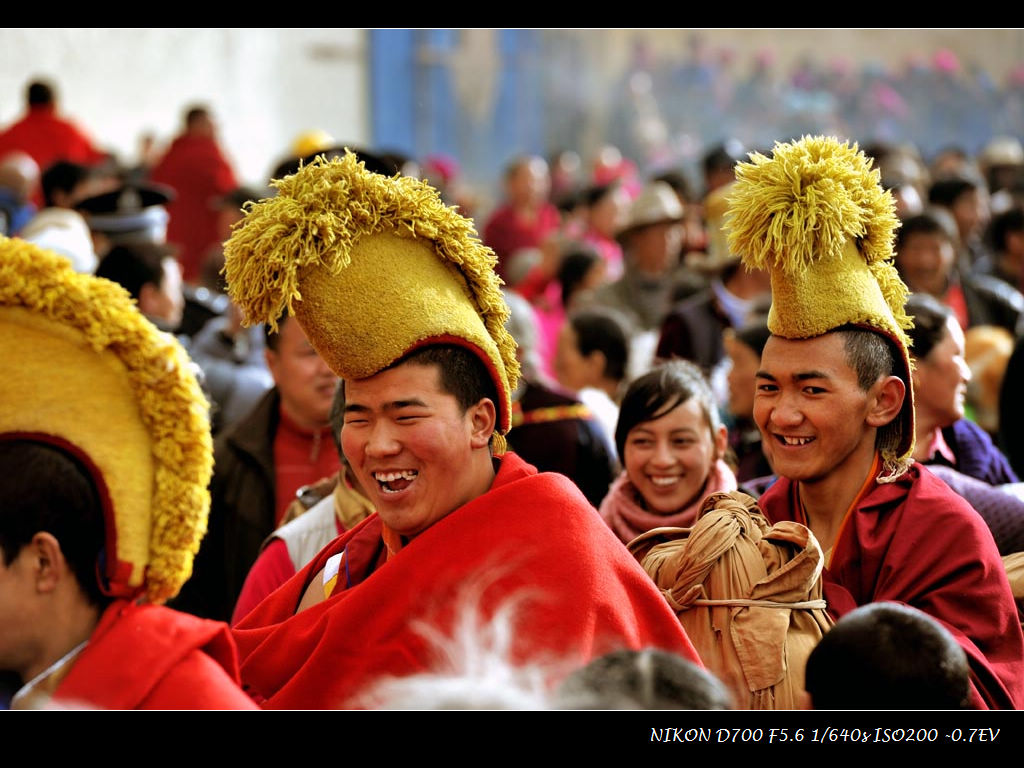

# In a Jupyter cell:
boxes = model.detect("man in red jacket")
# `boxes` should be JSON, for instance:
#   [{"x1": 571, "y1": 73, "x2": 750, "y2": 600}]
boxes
[
  {"x1": 0, "y1": 81, "x2": 105, "y2": 177},
  {"x1": 150, "y1": 106, "x2": 238, "y2": 282}
]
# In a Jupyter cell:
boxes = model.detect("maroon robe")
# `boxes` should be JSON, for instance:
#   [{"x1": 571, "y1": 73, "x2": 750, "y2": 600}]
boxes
[{"x1": 760, "y1": 462, "x2": 1024, "y2": 709}]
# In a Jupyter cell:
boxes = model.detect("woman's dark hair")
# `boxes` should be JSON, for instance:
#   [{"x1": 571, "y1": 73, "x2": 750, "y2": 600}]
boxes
[
  {"x1": 582, "y1": 182, "x2": 618, "y2": 209},
  {"x1": 905, "y1": 292, "x2": 955, "y2": 361},
  {"x1": 615, "y1": 360, "x2": 719, "y2": 460},
  {"x1": 568, "y1": 308, "x2": 629, "y2": 384}
]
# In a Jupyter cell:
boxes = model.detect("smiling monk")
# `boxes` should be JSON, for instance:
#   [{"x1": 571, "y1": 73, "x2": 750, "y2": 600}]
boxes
[
  {"x1": 224, "y1": 153, "x2": 700, "y2": 709},
  {"x1": 726, "y1": 136, "x2": 1024, "y2": 709}
]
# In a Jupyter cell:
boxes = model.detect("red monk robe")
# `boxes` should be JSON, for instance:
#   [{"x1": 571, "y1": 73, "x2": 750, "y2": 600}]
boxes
[
  {"x1": 54, "y1": 600, "x2": 257, "y2": 710},
  {"x1": 760, "y1": 462, "x2": 1024, "y2": 710},
  {"x1": 234, "y1": 453, "x2": 701, "y2": 709}
]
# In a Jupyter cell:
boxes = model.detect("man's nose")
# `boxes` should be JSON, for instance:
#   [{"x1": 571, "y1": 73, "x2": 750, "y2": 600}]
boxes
[
  {"x1": 365, "y1": 421, "x2": 401, "y2": 457},
  {"x1": 770, "y1": 393, "x2": 804, "y2": 428}
]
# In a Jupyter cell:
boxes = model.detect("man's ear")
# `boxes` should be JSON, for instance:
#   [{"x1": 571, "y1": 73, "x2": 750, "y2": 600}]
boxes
[
  {"x1": 137, "y1": 282, "x2": 160, "y2": 317},
  {"x1": 867, "y1": 375, "x2": 906, "y2": 428},
  {"x1": 264, "y1": 346, "x2": 279, "y2": 378},
  {"x1": 28, "y1": 532, "x2": 66, "y2": 594},
  {"x1": 585, "y1": 349, "x2": 609, "y2": 381},
  {"x1": 468, "y1": 398, "x2": 498, "y2": 449}
]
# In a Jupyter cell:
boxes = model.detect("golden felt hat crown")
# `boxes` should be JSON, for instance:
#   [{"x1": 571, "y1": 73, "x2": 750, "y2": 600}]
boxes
[
  {"x1": 224, "y1": 153, "x2": 519, "y2": 444},
  {"x1": 0, "y1": 238, "x2": 213, "y2": 603}
]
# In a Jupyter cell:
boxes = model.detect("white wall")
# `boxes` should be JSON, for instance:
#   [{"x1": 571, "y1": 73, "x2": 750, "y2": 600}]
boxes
[{"x1": 0, "y1": 28, "x2": 368, "y2": 185}]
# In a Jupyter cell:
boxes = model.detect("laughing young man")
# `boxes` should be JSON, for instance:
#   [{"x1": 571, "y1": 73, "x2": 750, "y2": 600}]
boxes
[
  {"x1": 727, "y1": 136, "x2": 1024, "y2": 709},
  {"x1": 223, "y1": 154, "x2": 700, "y2": 709}
]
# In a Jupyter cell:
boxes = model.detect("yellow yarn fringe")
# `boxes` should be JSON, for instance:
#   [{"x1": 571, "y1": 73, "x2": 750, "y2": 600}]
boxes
[
  {"x1": 726, "y1": 136, "x2": 911, "y2": 347},
  {"x1": 224, "y1": 152, "x2": 521, "y2": 395},
  {"x1": 0, "y1": 239, "x2": 213, "y2": 604}
]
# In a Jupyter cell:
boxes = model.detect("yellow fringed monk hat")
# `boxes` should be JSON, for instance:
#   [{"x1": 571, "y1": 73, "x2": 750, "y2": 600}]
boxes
[
  {"x1": 223, "y1": 152, "x2": 520, "y2": 450},
  {"x1": 0, "y1": 238, "x2": 213, "y2": 604},
  {"x1": 725, "y1": 135, "x2": 915, "y2": 478}
]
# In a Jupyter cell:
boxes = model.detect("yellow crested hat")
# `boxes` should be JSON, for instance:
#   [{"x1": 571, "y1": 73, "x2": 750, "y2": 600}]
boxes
[
  {"x1": 725, "y1": 135, "x2": 915, "y2": 478},
  {"x1": 223, "y1": 152, "x2": 520, "y2": 449},
  {"x1": 0, "y1": 238, "x2": 213, "y2": 604}
]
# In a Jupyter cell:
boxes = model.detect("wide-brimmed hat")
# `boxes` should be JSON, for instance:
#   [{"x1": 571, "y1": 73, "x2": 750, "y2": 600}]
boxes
[{"x1": 617, "y1": 181, "x2": 683, "y2": 240}]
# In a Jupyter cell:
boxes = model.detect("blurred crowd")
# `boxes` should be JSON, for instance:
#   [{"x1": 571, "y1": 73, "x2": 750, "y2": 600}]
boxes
[{"x1": 3, "y1": 58, "x2": 1024, "y2": 712}]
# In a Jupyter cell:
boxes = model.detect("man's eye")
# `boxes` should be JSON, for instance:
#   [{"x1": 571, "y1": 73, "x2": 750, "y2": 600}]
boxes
[{"x1": 803, "y1": 386, "x2": 826, "y2": 395}]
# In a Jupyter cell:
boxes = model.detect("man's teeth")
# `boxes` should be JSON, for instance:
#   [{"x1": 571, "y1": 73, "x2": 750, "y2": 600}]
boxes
[
  {"x1": 374, "y1": 470, "x2": 418, "y2": 494},
  {"x1": 374, "y1": 470, "x2": 418, "y2": 482},
  {"x1": 781, "y1": 436, "x2": 813, "y2": 446},
  {"x1": 650, "y1": 476, "x2": 679, "y2": 487}
]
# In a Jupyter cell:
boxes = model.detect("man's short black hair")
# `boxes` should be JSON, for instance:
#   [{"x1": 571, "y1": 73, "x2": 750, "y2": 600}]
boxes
[
  {"x1": 263, "y1": 312, "x2": 290, "y2": 353},
  {"x1": 805, "y1": 602, "x2": 969, "y2": 710},
  {"x1": 928, "y1": 176, "x2": 979, "y2": 208},
  {"x1": 833, "y1": 325, "x2": 904, "y2": 460},
  {"x1": 41, "y1": 161, "x2": 88, "y2": 208},
  {"x1": 0, "y1": 440, "x2": 110, "y2": 608},
  {"x1": 896, "y1": 211, "x2": 952, "y2": 251},
  {"x1": 397, "y1": 345, "x2": 498, "y2": 416},
  {"x1": 27, "y1": 80, "x2": 54, "y2": 107},
  {"x1": 835, "y1": 325, "x2": 899, "y2": 392},
  {"x1": 95, "y1": 244, "x2": 170, "y2": 302}
]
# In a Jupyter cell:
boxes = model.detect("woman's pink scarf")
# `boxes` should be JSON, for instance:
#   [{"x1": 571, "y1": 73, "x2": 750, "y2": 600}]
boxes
[{"x1": 598, "y1": 459, "x2": 737, "y2": 545}]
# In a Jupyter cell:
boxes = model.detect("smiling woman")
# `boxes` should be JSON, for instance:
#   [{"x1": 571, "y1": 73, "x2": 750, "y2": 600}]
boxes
[
  {"x1": 905, "y1": 293, "x2": 1019, "y2": 485},
  {"x1": 599, "y1": 360, "x2": 736, "y2": 545}
]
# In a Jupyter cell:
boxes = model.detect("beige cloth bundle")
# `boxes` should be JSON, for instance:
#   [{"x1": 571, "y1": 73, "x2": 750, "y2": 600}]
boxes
[{"x1": 629, "y1": 491, "x2": 833, "y2": 709}]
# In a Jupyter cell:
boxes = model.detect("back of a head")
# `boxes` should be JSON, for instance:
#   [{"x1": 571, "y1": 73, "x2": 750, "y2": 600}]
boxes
[
  {"x1": 805, "y1": 602, "x2": 969, "y2": 710},
  {"x1": 569, "y1": 307, "x2": 630, "y2": 385},
  {"x1": 185, "y1": 105, "x2": 212, "y2": 136},
  {"x1": 95, "y1": 244, "x2": 168, "y2": 302},
  {"x1": 41, "y1": 161, "x2": 89, "y2": 209},
  {"x1": 555, "y1": 648, "x2": 733, "y2": 710},
  {"x1": 27, "y1": 80, "x2": 54, "y2": 107}
]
